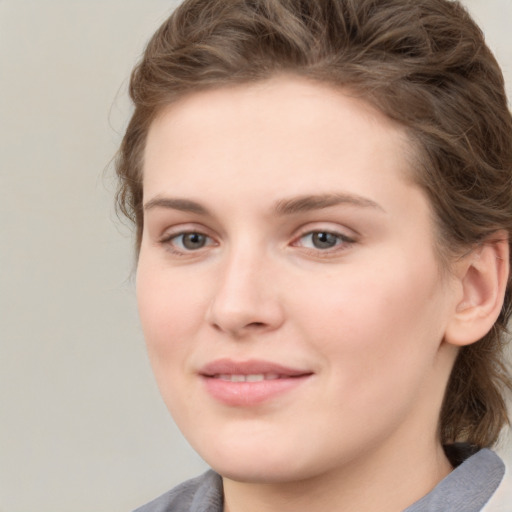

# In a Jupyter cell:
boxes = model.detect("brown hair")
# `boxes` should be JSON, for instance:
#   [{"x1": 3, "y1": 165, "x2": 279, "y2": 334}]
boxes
[{"x1": 116, "y1": 0, "x2": 512, "y2": 447}]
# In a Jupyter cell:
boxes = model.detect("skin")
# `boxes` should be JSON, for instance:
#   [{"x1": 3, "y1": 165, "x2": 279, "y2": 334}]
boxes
[{"x1": 137, "y1": 76, "x2": 472, "y2": 512}]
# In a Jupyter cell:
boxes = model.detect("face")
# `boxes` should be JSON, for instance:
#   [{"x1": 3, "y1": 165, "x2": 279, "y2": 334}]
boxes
[{"x1": 137, "y1": 77, "x2": 460, "y2": 484}]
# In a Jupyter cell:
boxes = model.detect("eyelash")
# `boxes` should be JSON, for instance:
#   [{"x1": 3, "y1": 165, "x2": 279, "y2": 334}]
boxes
[
  {"x1": 292, "y1": 230, "x2": 356, "y2": 255},
  {"x1": 158, "y1": 229, "x2": 356, "y2": 257},
  {"x1": 159, "y1": 231, "x2": 216, "y2": 255}
]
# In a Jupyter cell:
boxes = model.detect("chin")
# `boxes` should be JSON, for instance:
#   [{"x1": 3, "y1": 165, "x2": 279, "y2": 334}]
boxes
[
  {"x1": 193, "y1": 433, "x2": 335, "y2": 485},
  {"x1": 202, "y1": 446, "x2": 293, "y2": 482},
  {"x1": 209, "y1": 458, "x2": 312, "y2": 484}
]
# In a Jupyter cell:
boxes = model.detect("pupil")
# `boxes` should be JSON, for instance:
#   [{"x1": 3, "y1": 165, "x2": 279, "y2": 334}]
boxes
[
  {"x1": 183, "y1": 233, "x2": 206, "y2": 249},
  {"x1": 312, "y1": 232, "x2": 337, "y2": 249}
]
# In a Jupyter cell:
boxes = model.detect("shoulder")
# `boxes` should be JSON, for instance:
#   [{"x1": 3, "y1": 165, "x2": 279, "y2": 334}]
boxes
[
  {"x1": 133, "y1": 470, "x2": 223, "y2": 512},
  {"x1": 405, "y1": 449, "x2": 506, "y2": 512},
  {"x1": 482, "y1": 453, "x2": 512, "y2": 512}
]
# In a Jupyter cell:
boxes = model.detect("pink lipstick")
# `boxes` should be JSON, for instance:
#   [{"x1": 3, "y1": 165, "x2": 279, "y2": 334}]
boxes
[{"x1": 199, "y1": 359, "x2": 313, "y2": 406}]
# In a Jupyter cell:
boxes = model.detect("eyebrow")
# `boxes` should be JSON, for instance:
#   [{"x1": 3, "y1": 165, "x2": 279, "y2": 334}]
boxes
[
  {"x1": 143, "y1": 192, "x2": 385, "y2": 216},
  {"x1": 144, "y1": 197, "x2": 210, "y2": 215},
  {"x1": 274, "y1": 193, "x2": 385, "y2": 215}
]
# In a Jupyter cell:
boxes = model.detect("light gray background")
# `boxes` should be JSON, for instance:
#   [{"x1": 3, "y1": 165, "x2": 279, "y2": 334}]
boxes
[{"x1": 1, "y1": 1, "x2": 511, "y2": 511}]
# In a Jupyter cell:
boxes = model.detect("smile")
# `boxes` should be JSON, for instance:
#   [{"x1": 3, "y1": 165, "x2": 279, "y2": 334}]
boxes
[
  {"x1": 216, "y1": 373, "x2": 281, "y2": 382},
  {"x1": 199, "y1": 359, "x2": 313, "y2": 406}
]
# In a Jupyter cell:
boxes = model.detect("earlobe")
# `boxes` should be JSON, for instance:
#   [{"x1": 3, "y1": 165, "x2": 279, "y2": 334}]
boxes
[{"x1": 444, "y1": 232, "x2": 509, "y2": 347}]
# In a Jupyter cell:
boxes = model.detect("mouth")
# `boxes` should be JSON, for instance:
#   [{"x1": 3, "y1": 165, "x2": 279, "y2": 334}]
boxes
[
  {"x1": 200, "y1": 358, "x2": 310, "y2": 377},
  {"x1": 214, "y1": 373, "x2": 282, "y2": 382},
  {"x1": 199, "y1": 359, "x2": 313, "y2": 406}
]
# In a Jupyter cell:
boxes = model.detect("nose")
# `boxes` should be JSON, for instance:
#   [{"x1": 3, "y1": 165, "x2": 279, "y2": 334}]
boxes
[{"x1": 206, "y1": 246, "x2": 285, "y2": 338}]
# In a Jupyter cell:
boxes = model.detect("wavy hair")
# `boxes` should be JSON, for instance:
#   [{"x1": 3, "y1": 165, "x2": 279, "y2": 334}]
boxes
[{"x1": 116, "y1": 0, "x2": 512, "y2": 447}]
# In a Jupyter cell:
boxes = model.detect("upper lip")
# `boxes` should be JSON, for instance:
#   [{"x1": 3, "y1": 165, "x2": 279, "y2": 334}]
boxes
[{"x1": 199, "y1": 358, "x2": 312, "y2": 377}]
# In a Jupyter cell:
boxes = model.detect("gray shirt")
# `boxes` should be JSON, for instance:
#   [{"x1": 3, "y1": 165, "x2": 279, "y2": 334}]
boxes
[{"x1": 134, "y1": 449, "x2": 505, "y2": 512}]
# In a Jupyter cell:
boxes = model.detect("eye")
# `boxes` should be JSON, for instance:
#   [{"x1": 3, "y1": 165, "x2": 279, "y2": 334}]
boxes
[
  {"x1": 305, "y1": 232, "x2": 340, "y2": 249},
  {"x1": 162, "y1": 231, "x2": 215, "y2": 252},
  {"x1": 295, "y1": 230, "x2": 354, "y2": 251}
]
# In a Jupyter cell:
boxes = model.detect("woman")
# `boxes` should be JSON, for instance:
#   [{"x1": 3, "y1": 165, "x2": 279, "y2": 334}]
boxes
[{"x1": 116, "y1": 0, "x2": 512, "y2": 510}]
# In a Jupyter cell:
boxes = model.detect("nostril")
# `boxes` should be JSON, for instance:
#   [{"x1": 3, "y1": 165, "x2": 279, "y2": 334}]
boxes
[{"x1": 247, "y1": 322, "x2": 266, "y2": 329}]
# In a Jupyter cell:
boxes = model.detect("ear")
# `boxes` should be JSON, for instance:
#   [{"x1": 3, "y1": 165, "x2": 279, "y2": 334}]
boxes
[{"x1": 444, "y1": 232, "x2": 509, "y2": 347}]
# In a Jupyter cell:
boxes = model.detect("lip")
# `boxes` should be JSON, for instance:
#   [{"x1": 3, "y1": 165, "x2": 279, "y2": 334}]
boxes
[{"x1": 199, "y1": 358, "x2": 313, "y2": 406}]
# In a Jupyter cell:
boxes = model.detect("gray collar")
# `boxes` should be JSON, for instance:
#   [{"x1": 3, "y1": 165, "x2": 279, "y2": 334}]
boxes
[
  {"x1": 135, "y1": 449, "x2": 505, "y2": 512},
  {"x1": 193, "y1": 450, "x2": 505, "y2": 512},
  {"x1": 403, "y1": 449, "x2": 505, "y2": 512}
]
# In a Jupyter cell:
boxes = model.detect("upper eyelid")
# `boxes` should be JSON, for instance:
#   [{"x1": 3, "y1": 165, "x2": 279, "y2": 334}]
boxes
[
  {"x1": 158, "y1": 223, "x2": 216, "y2": 240},
  {"x1": 293, "y1": 231, "x2": 355, "y2": 247},
  {"x1": 160, "y1": 231, "x2": 216, "y2": 247},
  {"x1": 297, "y1": 226, "x2": 354, "y2": 236},
  {"x1": 155, "y1": 222, "x2": 358, "y2": 244},
  {"x1": 163, "y1": 231, "x2": 212, "y2": 241},
  {"x1": 292, "y1": 223, "x2": 358, "y2": 240}
]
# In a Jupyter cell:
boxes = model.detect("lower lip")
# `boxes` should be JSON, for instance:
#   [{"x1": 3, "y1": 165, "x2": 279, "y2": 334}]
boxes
[{"x1": 202, "y1": 376, "x2": 311, "y2": 406}]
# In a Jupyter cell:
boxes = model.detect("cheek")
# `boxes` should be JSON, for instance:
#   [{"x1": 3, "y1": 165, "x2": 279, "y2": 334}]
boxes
[
  {"x1": 136, "y1": 264, "x2": 210, "y2": 422},
  {"x1": 297, "y1": 253, "x2": 448, "y2": 387},
  {"x1": 136, "y1": 261, "x2": 207, "y2": 364}
]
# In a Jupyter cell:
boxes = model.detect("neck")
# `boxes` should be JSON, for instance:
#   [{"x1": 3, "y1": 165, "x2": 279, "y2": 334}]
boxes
[{"x1": 222, "y1": 439, "x2": 452, "y2": 512}]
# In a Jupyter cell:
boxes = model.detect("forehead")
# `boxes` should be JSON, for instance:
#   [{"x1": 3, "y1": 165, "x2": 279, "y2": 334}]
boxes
[
  {"x1": 144, "y1": 76, "x2": 415, "y2": 197},
  {"x1": 148, "y1": 77, "x2": 408, "y2": 148}
]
